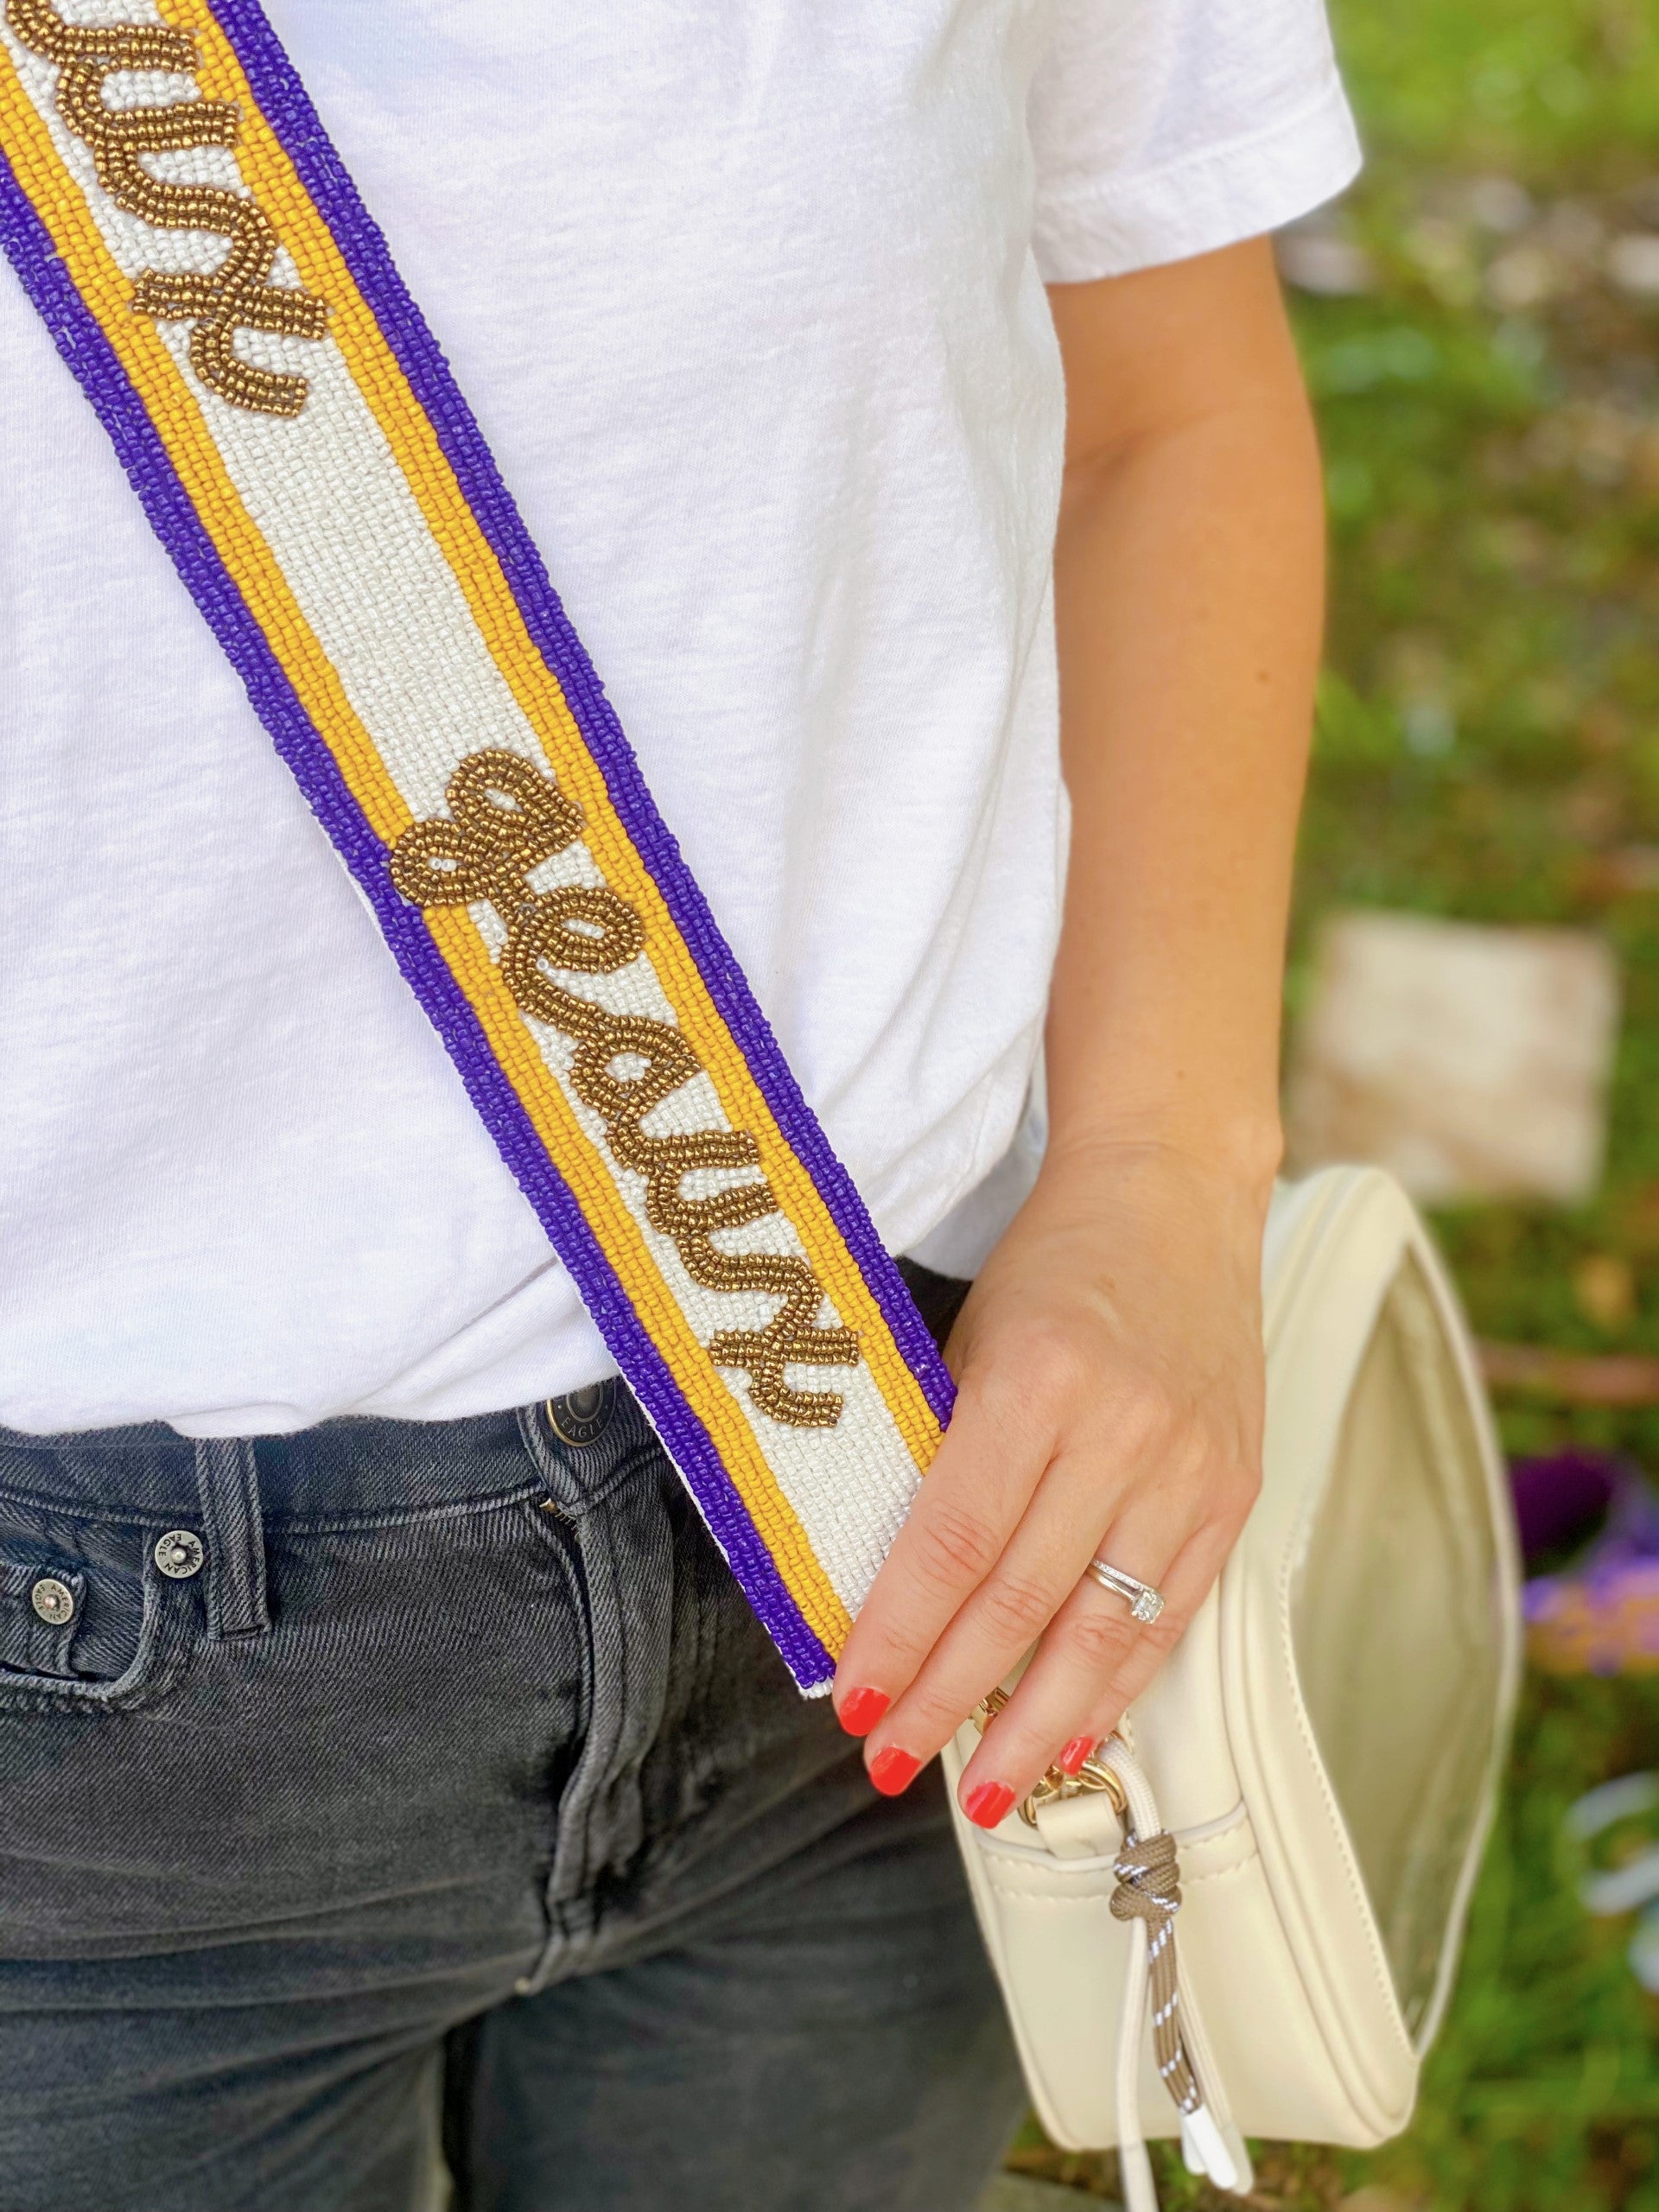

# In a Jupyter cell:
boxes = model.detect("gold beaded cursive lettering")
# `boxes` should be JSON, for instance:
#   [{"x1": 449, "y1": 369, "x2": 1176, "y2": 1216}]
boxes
[
  {"x1": 391, "y1": 751, "x2": 861, "y2": 1427},
  {"x1": 7, "y1": 0, "x2": 327, "y2": 416}
]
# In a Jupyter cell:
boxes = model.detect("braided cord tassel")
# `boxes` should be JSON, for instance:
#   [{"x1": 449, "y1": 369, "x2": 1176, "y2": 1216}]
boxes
[
  {"x1": 1110, "y1": 1829, "x2": 1202, "y2": 2116},
  {"x1": 1097, "y1": 1738, "x2": 1249, "y2": 2209}
]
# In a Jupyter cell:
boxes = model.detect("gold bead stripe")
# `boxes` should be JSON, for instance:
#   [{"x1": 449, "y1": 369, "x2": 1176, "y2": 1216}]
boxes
[
  {"x1": 420, "y1": 900, "x2": 856, "y2": 1652},
  {"x1": 171, "y1": 0, "x2": 945, "y2": 1477},
  {"x1": 3, "y1": 3, "x2": 866, "y2": 1434},
  {"x1": 0, "y1": 3, "x2": 950, "y2": 1671},
  {"x1": 0, "y1": 47, "x2": 856, "y2": 1656}
]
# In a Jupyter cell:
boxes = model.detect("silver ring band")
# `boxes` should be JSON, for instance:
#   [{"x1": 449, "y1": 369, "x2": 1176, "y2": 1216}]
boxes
[{"x1": 1085, "y1": 1557, "x2": 1166, "y2": 1624}]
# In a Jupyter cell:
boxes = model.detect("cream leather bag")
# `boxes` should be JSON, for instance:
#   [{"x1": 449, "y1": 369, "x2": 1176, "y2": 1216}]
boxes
[{"x1": 943, "y1": 1166, "x2": 1522, "y2": 2209}]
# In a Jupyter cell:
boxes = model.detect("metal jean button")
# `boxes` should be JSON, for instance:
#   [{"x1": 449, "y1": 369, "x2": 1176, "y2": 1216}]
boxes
[
  {"x1": 545, "y1": 1382, "x2": 611, "y2": 1448},
  {"x1": 154, "y1": 1529, "x2": 205, "y2": 1580},
  {"x1": 29, "y1": 1576, "x2": 75, "y2": 1626}
]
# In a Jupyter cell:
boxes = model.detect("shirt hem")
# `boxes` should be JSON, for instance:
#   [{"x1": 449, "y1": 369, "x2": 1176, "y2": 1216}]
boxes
[{"x1": 1034, "y1": 75, "x2": 1363, "y2": 286}]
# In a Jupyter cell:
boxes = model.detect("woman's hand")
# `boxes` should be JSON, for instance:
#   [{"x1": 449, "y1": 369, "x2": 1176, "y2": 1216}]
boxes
[
  {"x1": 832, "y1": 238, "x2": 1320, "y2": 1819},
  {"x1": 832, "y1": 1139, "x2": 1271, "y2": 1823}
]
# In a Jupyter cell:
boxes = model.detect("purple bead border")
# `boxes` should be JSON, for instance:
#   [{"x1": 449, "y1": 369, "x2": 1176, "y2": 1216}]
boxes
[
  {"x1": 0, "y1": 139, "x2": 834, "y2": 1691},
  {"x1": 206, "y1": 0, "x2": 957, "y2": 1439}
]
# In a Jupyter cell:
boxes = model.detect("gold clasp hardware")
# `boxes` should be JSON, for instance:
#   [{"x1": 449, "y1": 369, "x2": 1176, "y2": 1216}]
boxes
[{"x1": 971, "y1": 1687, "x2": 1128, "y2": 1828}]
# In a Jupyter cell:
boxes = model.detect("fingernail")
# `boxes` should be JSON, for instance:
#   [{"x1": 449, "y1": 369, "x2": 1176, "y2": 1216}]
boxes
[
  {"x1": 837, "y1": 1687, "x2": 890, "y2": 1738},
  {"x1": 963, "y1": 1781, "x2": 1015, "y2": 1830},
  {"x1": 868, "y1": 1746, "x2": 921, "y2": 1796},
  {"x1": 1060, "y1": 1736, "x2": 1095, "y2": 1777}
]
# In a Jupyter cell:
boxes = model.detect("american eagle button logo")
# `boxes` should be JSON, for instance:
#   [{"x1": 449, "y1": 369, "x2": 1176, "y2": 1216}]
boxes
[
  {"x1": 154, "y1": 1529, "x2": 205, "y2": 1580},
  {"x1": 29, "y1": 1576, "x2": 74, "y2": 1626}
]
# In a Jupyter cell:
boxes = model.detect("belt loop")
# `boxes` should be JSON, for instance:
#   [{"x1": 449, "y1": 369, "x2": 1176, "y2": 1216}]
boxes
[{"x1": 191, "y1": 1438, "x2": 271, "y2": 1639}]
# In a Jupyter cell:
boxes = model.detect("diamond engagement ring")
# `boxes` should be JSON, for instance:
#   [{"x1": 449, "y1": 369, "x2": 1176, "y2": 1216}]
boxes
[{"x1": 1085, "y1": 1557, "x2": 1166, "y2": 1624}]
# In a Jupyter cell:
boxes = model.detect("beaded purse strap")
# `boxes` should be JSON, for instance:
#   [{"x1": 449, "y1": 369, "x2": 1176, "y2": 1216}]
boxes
[{"x1": 0, "y1": 0, "x2": 954, "y2": 1692}]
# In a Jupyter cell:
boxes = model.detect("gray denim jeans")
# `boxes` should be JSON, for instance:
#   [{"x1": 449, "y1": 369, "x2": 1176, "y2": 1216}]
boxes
[{"x1": 0, "y1": 1337, "x2": 1022, "y2": 2208}]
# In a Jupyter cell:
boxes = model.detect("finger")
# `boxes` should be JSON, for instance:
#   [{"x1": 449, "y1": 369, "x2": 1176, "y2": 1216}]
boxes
[
  {"x1": 857, "y1": 1442, "x2": 1144, "y2": 1788},
  {"x1": 1079, "y1": 1478, "x2": 1256, "y2": 1751},
  {"x1": 950, "y1": 1516, "x2": 1202, "y2": 1819},
  {"x1": 831, "y1": 1367, "x2": 1057, "y2": 1733},
  {"x1": 956, "y1": 1510, "x2": 1239, "y2": 1819}
]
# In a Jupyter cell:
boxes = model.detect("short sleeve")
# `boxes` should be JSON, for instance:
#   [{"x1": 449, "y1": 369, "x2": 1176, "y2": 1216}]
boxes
[{"x1": 1029, "y1": 0, "x2": 1363, "y2": 283}]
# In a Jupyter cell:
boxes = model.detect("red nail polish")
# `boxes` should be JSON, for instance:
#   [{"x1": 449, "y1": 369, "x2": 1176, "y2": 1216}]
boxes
[
  {"x1": 964, "y1": 1782, "x2": 1015, "y2": 1829},
  {"x1": 838, "y1": 1686, "x2": 890, "y2": 1737},
  {"x1": 868, "y1": 1746, "x2": 921, "y2": 1796},
  {"x1": 1060, "y1": 1736, "x2": 1094, "y2": 1777}
]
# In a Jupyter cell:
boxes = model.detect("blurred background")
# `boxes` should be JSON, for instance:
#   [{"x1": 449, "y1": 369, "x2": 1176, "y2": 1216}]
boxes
[{"x1": 997, "y1": 0, "x2": 1659, "y2": 2203}]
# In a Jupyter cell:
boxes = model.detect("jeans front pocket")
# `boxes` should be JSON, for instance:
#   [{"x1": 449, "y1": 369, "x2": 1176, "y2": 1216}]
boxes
[{"x1": 0, "y1": 1485, "x2": 196, "y2": 1715}]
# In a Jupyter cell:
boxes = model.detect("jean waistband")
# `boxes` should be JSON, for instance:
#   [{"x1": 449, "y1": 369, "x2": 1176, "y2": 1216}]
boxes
[
  {"x1": 0, "y1": 1379, "x2": 648, "y2": 1526},
  {"x1": 0, "y1": 1258, "x2": 964, "y2": 1529}
]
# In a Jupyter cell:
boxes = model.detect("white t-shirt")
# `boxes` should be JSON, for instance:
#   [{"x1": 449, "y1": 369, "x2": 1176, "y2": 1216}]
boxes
[{"x1": 0, "y1": 0, "x2": 1358, "y2": 1436}]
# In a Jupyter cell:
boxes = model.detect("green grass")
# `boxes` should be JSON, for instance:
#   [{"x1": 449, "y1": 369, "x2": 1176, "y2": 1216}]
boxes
[
  {"x1": 1300, "y1": 0, "x2": 1659, "y2": 1452},
  {"x1": 1332, "y1": 0, "x2": 1659, "y2": 184},
  {"x1": 1015, "y1": 0, "x2": 1659, "y2": 2201},
  {"x1": 1297, "y1": 2, "x2": 1659, "y2": 2191}
]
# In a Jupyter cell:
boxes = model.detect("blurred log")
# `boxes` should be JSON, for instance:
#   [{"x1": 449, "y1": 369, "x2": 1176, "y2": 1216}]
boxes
[
  {"x1": 1286, "y1": 912, "x2": 1619, "y2": 1205},
  {"x1": 1479, "y1": 1339, "x2": 1659, "y2": 1406}
]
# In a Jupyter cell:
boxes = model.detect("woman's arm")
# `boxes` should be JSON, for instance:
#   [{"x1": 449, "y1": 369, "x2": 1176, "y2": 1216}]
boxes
[{"x1": 833, "y1": 235, "x2": 1326, "y2": 1817}]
